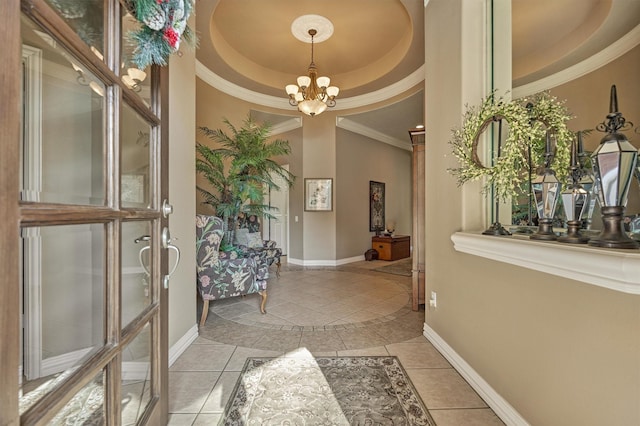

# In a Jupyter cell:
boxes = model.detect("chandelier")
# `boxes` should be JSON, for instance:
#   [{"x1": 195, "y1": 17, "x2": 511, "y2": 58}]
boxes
[{"x1": 285, "y1": 29, "x2": 339, "y2": 117}]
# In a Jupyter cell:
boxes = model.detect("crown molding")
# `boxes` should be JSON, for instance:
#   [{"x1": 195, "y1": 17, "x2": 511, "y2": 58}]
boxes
[
  {"x1": 196, "y1": 60, "x2": 425, "y2": 112},
  {"x1": 196, "y1": 61, "x2": 291, "y2": 109},
  {"x1": 268, "y1": 117, "x2": 303, "y2": 136},
  {"x1": 333, "y1": 66, "x2": 426, "y2": 110},
  {"x1": 513, "y1": 23, "x2": 640, "y2": 98},
  {"x1": 336, "y1": 117, "x2": 412, "y2": 151}
]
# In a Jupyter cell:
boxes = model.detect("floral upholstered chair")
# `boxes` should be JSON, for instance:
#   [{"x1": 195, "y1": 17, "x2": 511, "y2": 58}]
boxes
[
  {"x1": 235, "y1": 214, "x2": 283, "y2": 276},
  {"x1": 196, "y1": 215, "x2": 268, "y2": 327}
]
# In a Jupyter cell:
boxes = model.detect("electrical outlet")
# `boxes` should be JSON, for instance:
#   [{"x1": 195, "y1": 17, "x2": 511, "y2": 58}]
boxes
[{"x1": 429, "y1": 291, "x2": 437, "y2": 308}]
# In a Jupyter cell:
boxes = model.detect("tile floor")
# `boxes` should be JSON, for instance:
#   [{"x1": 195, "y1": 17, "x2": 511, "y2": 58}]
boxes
[{"x1": 168, "y1": 259, "x2": 505, "y2": 425}]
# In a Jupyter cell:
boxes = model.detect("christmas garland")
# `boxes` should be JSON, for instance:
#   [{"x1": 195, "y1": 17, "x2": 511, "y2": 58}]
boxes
[
  {"x1": 449, "y1": 91, "x2": 573, "y2": 201},
  {"x1": 127, "y1": 0, "x2": 198, "y2": 69}
]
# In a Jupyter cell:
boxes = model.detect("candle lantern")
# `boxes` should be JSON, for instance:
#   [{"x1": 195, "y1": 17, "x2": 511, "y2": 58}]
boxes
[
  {"x1": 531, "y1": 132, "x2": 561, "y2": 240},
  {"x1": 576, "y1": 132, "x2": 597, "y2": 229},
  {"x1": 558, "y1": 138, "x2": 590, "y2": 243},
  {"x1": 588, "y1": 85, "x2": 639, "y2": 249}
]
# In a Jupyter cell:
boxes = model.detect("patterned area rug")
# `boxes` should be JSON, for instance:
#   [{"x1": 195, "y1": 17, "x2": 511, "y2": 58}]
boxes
[
  {"x1": 373, "y1": 258, "x2": 413, "y2": 277},
  {"x1": 221, "y1": 352, "x2": 435, "y2": 425}
]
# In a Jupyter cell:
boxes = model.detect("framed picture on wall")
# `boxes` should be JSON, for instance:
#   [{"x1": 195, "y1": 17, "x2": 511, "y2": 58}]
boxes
[
  {"x1": 305, "y1": 178, "x2": 333, "y2": 211},
  {"x1": 370, "y1": 181, "x2": 385, "y2": 231}
]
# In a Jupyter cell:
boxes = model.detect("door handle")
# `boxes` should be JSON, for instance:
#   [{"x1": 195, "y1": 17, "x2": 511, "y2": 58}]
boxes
[
  {"x1": 164, "y1": 243, "x2": 180, "y2": 289},
  {"x1": 162, "y1": 227, "x2": 180, "y2": 289},
  {"x1": 135, "y1": 235, "x2": 151, "y2": 276},
  {"x1": 135, "y1": 231, "x2": 180, "y2": 288}
]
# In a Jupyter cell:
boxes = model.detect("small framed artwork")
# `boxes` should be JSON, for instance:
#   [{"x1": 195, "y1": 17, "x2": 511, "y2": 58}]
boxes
[
  {"x1": 305, "y1": 178, "x2": 333, "y2": 211},
  {"x1": 369, "y1": 181, "x2": 385, "y2": 231}
]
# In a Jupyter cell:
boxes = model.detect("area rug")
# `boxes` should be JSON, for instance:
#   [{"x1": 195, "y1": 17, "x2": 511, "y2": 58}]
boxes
[
  {"x1": 373, "y1": 258, "x2": 413, "y2": 277},
  {"x1": 220, "y1": 353, "x2": 435, "y2": 425}
]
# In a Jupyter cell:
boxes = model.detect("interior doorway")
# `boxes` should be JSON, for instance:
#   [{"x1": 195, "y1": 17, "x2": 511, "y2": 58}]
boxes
[{"x1": 264, "y1": 165, "x2": 290, "y2": 256}]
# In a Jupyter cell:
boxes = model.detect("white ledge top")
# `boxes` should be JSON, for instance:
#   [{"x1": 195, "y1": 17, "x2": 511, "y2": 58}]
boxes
[{"x1": 451, "y1": 232, "x2": 640, "y2": 295}]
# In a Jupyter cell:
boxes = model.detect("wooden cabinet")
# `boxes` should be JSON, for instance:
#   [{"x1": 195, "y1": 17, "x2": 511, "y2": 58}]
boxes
[{"x1": 372, "y1": 235, "x2": 410, "y2": 261}]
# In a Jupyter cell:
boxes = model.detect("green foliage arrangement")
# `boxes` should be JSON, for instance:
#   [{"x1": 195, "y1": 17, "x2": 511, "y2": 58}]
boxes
[
  {"x1": 126, "y1": 0, "x2": 198, "y2": 68},
  {"x1": 517, "y1": 91, "x2": 574, "y2": 181},
  {"x1": 449, "y1": 91, "x2": 573, "y2": 201},
  {"x1": 449, "y1": 91, "x2": 532, "y2": 201},
  {"x1": 196, "y1": 115, "x2": 296, "y2": 240}
]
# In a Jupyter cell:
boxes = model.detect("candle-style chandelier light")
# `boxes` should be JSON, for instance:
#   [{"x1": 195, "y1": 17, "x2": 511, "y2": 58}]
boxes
[{"x1": 285, "y1": 28, "x2": 339, "y2": 117}]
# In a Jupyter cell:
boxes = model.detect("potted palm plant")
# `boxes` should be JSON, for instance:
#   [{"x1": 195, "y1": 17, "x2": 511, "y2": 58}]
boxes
[{"x1": 196, "y1": 115, "x2": 295, "y2": 245}]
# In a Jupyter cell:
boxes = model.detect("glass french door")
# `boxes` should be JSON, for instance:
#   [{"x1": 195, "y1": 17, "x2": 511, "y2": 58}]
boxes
[{"x1": 1, "y1": 0, "x2": 170, "y2": 424}]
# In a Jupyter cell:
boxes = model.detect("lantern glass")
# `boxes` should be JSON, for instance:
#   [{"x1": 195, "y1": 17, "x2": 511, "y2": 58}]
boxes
[
  {"x1": 532, "y1": 172, "x2": 560, "y2": 220},
  {"x1": 591, "y1": 137, "x2": 638, "y2": 207},
  {"x1": 561, "y1": 185, "x2": 589, "y2": 222}
]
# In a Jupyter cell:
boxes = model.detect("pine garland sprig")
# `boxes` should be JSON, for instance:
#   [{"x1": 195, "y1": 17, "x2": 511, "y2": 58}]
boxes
[
  {"x1": 128, "y1": 0, "x2": 198, "y2": 69},
  {"x1": 130, "y1": 25, "x2": 174, "y2": 67}
]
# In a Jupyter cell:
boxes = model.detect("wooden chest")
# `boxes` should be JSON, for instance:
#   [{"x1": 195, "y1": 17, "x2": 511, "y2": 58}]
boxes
[{"x1": 372, "y1": 235, "x2": 410, "y2": 261}]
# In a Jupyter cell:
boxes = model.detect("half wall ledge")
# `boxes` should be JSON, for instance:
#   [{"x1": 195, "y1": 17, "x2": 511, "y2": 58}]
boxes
[{"x1": 451, "y1": 232, "x2": 640, "y2": 295}]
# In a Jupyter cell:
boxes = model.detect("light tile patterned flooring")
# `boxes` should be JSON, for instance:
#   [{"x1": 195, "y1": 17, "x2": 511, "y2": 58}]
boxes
[{"x1": 168, "y1": 259, "x2": 504, "y2": 425}]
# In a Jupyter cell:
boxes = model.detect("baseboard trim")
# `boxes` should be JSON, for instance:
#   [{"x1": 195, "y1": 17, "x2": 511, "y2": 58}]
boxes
[
  {"x1": 287, "y1": 255, "x2": 364, "y2": 266},
  {"x1": 336, "y1": 255, "x2": 365, "y2": 265},
  {"x1": 169, "y1": 324, "x2": 199, "y2": 367},
  {"x1": 423, "y1": 323, "x2": 530, "y2": 426},
  {"x1": 35, "y1": 325, "x2": 198, "y2": 380},
  {"x1": 41, "y1": 347, "x2": 93, "y2": 377}
]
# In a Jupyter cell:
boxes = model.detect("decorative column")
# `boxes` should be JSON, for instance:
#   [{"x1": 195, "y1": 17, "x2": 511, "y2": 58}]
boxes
[{"x1": 409, "y1": 128, "x2": 425, "y2": 311}]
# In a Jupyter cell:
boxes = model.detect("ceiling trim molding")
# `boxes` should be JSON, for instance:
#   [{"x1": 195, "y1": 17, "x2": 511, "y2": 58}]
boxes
[
  {"x1": 333, "y1": 66, "x2": 426, "y2": 110},
  {"x1": 268, "y1": 117, "x2": 303, "y2": 136},
  {"x1": 196, "y1": 60, "x2": 292, "y2": 109},
  {"x1": 513, "y1": 23, "x2": 640, "y2": 98},
  {"x1": 337, "y1": 117, "x2": 412, "y2": 151},
  {"x1": 196, "y1": 60, "x2": 425, "y2": 112}
]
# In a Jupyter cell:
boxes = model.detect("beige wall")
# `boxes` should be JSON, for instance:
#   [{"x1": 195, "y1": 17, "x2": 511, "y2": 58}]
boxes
[
  {"x1": 167, "y1": 31, "x2": 198, "y2": 349},
  {"x1": 302, "y1": 112, "x2": 337, "y2": 262},
  {"x1": 336, "y1": 128, "x2": 412, "y2": 259},
  {"x1": 425, "y1": 1, "x2": 640, "y2": 425}
]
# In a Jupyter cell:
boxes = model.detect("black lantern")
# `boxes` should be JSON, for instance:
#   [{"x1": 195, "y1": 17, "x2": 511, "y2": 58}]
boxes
[
  {"x1": 558, "y1": 137, "x2": 590, "y2": 243},
  {"x1": 531, "y1": 132, "x2": 561, "y2": 240},
  {"x1": 588, "y1": 85, "x2": 639, "y2": 249}
]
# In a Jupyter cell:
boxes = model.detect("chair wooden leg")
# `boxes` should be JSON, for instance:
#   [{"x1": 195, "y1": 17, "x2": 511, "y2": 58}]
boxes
[
  {"x1": 259, "y1": 290, "x2": 267, "y2": 314},
  {"x1": 276, "y1": 261, "x2": 281, "y2": 278},
  {"x1": 199, "y1": 299, "x2": 209, "y2": 328}
]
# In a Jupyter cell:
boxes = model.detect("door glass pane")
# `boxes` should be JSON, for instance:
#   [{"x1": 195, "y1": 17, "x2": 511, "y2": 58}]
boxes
[
  {"x1": 122, "y1": 324, "x2": 152, "y2": 425},
  {"x1": 121, "y1": 12, "x2": 152, "y2": 106},
  {"x1": 21, "y1": 15, "x2": 105, "y2": 205},
  {"x1": 20, "y1": 224, "x2": 105, "y2": 413},
  {"x1": 122, "y1": 221, "x2": 153, "y2": 326},
  {"x1": 45, "y1": 0, "x2": 105, "y2": 60},
  {"x1": 122, "y1": 103, "x2": 152, "y2": 209}
]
